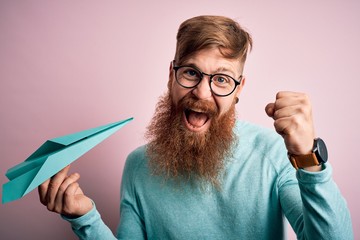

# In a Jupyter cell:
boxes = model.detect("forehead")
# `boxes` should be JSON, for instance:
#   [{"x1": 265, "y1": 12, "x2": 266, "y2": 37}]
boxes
[{"x1": 181, "y1": 48, "x2": 243, "y2": 76}]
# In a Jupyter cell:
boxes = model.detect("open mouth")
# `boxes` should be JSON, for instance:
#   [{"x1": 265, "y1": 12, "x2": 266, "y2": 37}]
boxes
[{"x1": 183, "y1": 108, "x2": 212, "y2": 132}]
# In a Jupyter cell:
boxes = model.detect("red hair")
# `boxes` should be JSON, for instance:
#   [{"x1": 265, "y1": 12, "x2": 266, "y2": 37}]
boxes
[{"x1": 174, "y1": 15, "x2": 253, "y2": 65}]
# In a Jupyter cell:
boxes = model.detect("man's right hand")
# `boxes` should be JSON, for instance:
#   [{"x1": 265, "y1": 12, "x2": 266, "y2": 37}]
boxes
[{"x1": 38, "y1": 165, "x2": 93, "y2": 218}]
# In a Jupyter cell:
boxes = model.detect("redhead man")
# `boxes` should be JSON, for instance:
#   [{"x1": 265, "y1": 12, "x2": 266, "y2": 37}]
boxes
[{"x1": 39, "y1": 15, "x2": 353, "y2": 239}]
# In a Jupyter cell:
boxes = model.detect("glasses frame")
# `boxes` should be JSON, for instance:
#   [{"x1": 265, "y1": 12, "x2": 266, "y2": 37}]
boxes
[{"x1": 172, "y1": 61, "x2": 242, "y2": 97}]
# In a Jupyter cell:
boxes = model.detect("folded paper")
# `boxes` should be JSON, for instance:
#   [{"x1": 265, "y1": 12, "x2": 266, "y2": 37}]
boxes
[{"x1": 2, "y1": 117, "x2": 133, "y2": 204}]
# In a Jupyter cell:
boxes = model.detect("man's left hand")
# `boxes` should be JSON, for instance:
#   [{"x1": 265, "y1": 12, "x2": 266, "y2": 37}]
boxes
[{"x1": 265, "y1": 91, "x2": 315, "y2": 156}]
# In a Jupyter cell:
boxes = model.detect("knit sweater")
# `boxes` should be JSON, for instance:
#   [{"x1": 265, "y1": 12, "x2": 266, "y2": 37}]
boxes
[{"x1": 64, "y1": 120, "x2": 353, "y2": 239}]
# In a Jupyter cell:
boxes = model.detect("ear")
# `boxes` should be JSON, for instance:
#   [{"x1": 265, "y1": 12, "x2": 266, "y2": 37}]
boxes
[
  {"x1": 235, "y1": 76, "x2": 246, "y2": 98},
  {"x1": 167, "y1": 61, "x2": 174, "y2": 90}
]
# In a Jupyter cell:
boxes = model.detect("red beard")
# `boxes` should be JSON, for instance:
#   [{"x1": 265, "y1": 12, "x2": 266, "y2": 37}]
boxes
[{"x1": 146, "y1": 92, "x2": 237, "y2": 188}]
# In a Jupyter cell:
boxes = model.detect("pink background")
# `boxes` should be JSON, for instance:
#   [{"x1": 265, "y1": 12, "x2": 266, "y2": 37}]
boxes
[{"x1": 1, "y1": 1, "x2": 359, "y2": 239}]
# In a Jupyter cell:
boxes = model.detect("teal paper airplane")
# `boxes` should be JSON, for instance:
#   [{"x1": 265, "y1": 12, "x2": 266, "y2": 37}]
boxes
[{"x1": 2, "y1": 117, "x2": 133, "y2": 204}]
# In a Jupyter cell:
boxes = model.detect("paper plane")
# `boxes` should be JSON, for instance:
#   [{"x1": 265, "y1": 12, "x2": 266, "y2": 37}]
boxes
[{"x1": 2, "y1": 117, "x2": 133, "y2": 204}]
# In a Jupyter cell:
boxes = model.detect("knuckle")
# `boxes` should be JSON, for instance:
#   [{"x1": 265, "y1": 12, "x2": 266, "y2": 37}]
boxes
[
  {"x1": 64, "y1": 190, "x2": 72, "y2": 198},
  {"x1": 64, "y1": 182, "x2": 77, "y2": 197},
  {"x1": 63, "y1": 205, "x2": 74, "y2": 215},
  {"x1": 46, "y1": 204, "x2": 54, "y2": 212},
  {"x1": 48, "y1": 181, "x2": 61, "y2": 191},
  {"x1": 300, "y1": 93, "x2": 310, "y2": 103},
  {"x1": 288, "y1": 118, "x2": 302, "y2": 133},
  {"x1": 273, "y1": 111, "x2": 279, "y2": 120},
  {"x1": 53, "y1": 206, "x2": 62, "y2": 214},
  {"x1": 38, "y1": 184, "x2": 46, "y2": 192},
  {"x1": 284, "y1": 127, "x2": 295, "y2": 136},
  {"x1": 273, "y1": 118, "x2": 281, "y2": 126},
  {"x1": 297, "y1": 105, "x2": 311, "y2": 118},
  {"x1": 58, "y1": 184, "x2": 67, "y2": 193},
  {"x1": 70, "y1": 173, "x2": 79, "y2": 180},
  {"x1": 40, "y1": 197, "x2": 47, "y2": 205},
  {"x1": 290, "y1": 115, "x2": 300, "y2": 125},
  {"x1": 274, "y1": 100, "x2": 279, "y2": 109},
  {"x1": 62, "y1": 206, "x2": 70, "y2": 215},
  {"x1": 298, "y1": 106, "x2": 306, "y2": 115},
  {"x1": 273, "y1": 120, "x2": 283, "y2": 133}
]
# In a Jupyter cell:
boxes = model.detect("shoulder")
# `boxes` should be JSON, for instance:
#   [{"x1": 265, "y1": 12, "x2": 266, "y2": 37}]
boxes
[
  {"x1": 235, "y1": 120, "x2": 284, "y2": 150},
  {"x1": 123, "y1": 145, "x2": 149, "y2": 177},
  {"x1": 234, "y1": 120, "x2": 289, "y2": 172},
  {"x1": 126, "y1": 145, "x2": 147, "y2": 164}
]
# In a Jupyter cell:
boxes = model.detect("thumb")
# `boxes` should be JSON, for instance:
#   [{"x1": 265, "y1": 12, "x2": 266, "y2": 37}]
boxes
[{"x1": 265, "y1": 103, "x2": 275, "y2": 118}]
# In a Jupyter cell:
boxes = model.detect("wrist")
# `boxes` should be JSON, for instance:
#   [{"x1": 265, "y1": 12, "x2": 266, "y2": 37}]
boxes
[
  {"x1": 62, "y1": 197, "x2": 93, "y2": 218},
  {"x1": 288, "y1": 138, "x2": 328, "y2": 170}
]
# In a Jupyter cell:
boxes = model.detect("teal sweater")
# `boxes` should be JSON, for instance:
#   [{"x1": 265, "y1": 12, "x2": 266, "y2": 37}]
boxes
[{"x1": 64, "y1": 121, "x2": 353, "y2": 239}]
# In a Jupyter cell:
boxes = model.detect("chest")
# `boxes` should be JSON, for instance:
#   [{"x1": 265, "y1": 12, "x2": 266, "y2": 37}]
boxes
[{"x1": 135, "y1": 169, "x2": 283, "y2": 239}]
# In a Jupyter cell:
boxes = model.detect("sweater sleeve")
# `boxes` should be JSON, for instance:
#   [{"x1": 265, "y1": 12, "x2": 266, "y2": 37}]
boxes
[
  {"x1": 279, "y1": 163, "x2": 353, "y2": 239},
  {"x1": 61, "y1": 202, "x2": 117, "y2": 240}
]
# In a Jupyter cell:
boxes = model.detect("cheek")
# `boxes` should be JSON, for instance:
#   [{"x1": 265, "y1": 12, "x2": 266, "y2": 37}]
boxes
[
  {"x1": 171, "y1": 84, "x2": 190, "y2": 105},
  {"x1": 216, "y1": 97, "x2": 235, "y2": 115}
]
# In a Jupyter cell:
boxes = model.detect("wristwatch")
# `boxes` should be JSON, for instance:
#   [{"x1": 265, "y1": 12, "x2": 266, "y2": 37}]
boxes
[{"x1": 288, "y1": 138, "x2": 328, "y2": 170}]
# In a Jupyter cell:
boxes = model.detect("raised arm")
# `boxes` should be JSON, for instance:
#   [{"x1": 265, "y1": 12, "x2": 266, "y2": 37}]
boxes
[{"x1": 266, "y1": 91, "x2": 353, "y2": 239}]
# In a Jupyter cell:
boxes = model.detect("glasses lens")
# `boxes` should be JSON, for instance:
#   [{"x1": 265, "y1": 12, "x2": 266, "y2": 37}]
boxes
[
  {"x1": 176, "y1": 67, "x2": 202, "y2": 88},
  {"x1": 210, "y1": 74, "x2": 236, "y2": 96}
]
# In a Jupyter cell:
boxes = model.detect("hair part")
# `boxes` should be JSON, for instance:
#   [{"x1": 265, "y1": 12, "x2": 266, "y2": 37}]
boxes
[{"x1": 174, "y1": 15, "x2": 253, "y2": 65}]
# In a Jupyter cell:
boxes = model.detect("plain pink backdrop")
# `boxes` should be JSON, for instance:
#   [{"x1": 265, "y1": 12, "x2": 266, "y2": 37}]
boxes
[{"x1": 1, "y1": 1, "x2": 359, "y2": 239}]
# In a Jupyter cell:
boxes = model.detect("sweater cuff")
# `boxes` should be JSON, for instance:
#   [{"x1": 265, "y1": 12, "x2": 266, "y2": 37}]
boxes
[
  {"x1": 61, "y1": 201, "x2": 100, "y2": 230},
  {"x1": 296, "y1": 162, "x2": 332, "y2": 184}
]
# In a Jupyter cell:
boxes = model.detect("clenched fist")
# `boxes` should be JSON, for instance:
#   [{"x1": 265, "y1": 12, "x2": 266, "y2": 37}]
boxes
[{"x1": 265, "y1": 91, "x2": 315, "y2": 156}]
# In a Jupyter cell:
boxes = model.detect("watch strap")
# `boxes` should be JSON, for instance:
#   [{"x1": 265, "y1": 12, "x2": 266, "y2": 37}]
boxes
[{"x1": 288, "y1": 152, "x2": 320, "y2": 170}]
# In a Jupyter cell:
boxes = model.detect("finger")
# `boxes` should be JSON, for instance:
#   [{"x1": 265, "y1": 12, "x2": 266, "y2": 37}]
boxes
[
  {"x1": 273, "y1": 116, "x2": 295, "y2": 136},
  {"x1": 274, "y1": 97, "x2": 302, "y2": 111},
  {"x1": 265, "y1": 103, "x2": 275, "y2": 118},
  {"x1": 62, "y1": 182, "x2": 81, "y2": 215},
  {"x1": 275, "y1": 92, "x2": 309, "y2": 109},
  {"x1": 38, "y1": 178, "x2": 50, "y2": 205},
  {"x1": 53, "y1": 173, "x2": 80, "y2": 214},
  {"x1": 46, "y1": 165, "x2": 71, "y2": 211},
  {"x1": 273, "y1": 105, "x2": 301, "y2": 120},
  {"x1": 39, "y1": 165, "x2": 71, "y2": 206},
  {"x1": 274, "y1": 113, "x2": 308, "y2": 137},
  {"x1": 276, "y1": 91, "x2": 302, "y2": 99}
]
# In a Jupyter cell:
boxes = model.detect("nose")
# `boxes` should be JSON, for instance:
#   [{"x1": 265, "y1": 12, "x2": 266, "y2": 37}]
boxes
[{"x1": 191, "y1": 76, "x2": 212, "y2": 100}]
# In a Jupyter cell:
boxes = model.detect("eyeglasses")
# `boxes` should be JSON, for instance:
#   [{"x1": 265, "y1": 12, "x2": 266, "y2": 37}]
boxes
[{"x1": 173, "y1": 61, "x2": 242, "y2": 97}]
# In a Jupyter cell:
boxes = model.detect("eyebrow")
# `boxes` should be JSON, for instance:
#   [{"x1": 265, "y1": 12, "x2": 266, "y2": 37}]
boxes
[
  {"x1": 214, "y1": 66, "x2": 235, "y2": 76},
  {"x1": 182, "y1": 62, "x2": 236, "y2": 77}
]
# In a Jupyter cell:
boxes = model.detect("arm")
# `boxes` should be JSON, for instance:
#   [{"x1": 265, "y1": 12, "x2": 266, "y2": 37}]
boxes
[
  {"x1": 277, "y1": 162, "x2": 353, "y2": 239},
  {"x1": 266, "y1": 91, "x2": 353, "y2": 239},
  {"x1": 297, "y1": 164, "x2": 352, "y2": 238}
]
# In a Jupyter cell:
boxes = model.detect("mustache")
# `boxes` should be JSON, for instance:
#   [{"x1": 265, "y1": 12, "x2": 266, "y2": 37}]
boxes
[{"x1": 177, "y1": 95, "x2": 219, "y2": 118}]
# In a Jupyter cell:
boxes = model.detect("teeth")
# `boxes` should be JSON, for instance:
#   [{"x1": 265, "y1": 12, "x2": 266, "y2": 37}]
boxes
[{"x1": 188, "y1": 108, "x2": 204, "y2": 113}]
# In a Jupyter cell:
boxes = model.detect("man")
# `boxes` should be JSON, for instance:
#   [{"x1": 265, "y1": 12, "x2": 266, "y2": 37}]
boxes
[{"x1": 38, "y1": 15, "x2": 353, "y2": 239}]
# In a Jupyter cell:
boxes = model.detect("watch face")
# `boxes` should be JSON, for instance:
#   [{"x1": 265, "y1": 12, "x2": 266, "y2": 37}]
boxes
[{"x1": 316, "y1": 138, "x2": 328, "y2": 163}]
